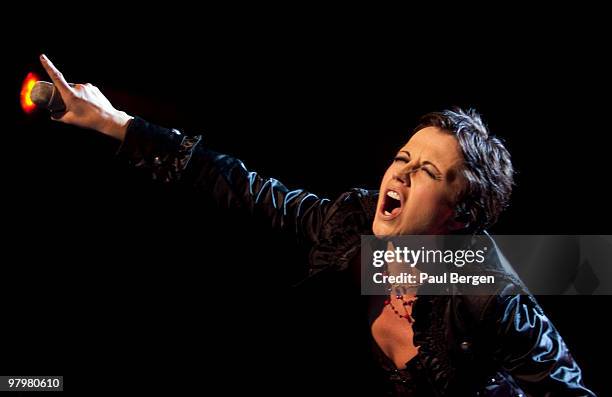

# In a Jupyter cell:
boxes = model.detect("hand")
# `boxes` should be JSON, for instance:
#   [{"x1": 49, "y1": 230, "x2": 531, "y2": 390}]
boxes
[{"x1": 39, "y1": 54, "x2": 132, "y2": 141}]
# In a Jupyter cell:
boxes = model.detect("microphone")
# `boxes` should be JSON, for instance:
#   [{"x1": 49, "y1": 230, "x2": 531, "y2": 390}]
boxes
[{"x1": 30, "y1": 81, "x2": 74, "y2": 114}]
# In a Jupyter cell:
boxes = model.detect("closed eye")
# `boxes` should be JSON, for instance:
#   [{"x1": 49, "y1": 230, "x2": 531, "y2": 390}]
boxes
[
  {"x1": 423, "y1": 167, "x2": 442, "y2": 180},
  {"x1": 394, "y1": 153, "x2": 442, "y2": 181}
]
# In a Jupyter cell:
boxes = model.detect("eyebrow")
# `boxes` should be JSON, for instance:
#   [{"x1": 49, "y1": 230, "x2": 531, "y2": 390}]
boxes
[{"x1": 399, "y1": 150, "x2": 442, "y2": 174}]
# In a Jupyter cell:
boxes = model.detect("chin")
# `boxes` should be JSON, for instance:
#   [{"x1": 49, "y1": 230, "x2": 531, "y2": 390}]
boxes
[
  {"x1": 373, "y1": 215, "x2": 434, "y2": 237},
  {"x1": 372, "y1": 218, "x2": 406, "y2": 237}
]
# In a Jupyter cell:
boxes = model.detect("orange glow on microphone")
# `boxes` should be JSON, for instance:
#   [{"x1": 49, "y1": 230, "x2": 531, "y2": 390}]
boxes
[{"x1": 20, "y1": 72, "x2": 39, "y2": 113}]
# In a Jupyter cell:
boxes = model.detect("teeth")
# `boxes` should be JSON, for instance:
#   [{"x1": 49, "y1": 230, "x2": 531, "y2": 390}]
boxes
[
  {"x1": 384, "y1": 210, "x2": 391, "y2": 216},
  {"x1": 387, "y1": 190, "x2": 400, "y2": 200}
]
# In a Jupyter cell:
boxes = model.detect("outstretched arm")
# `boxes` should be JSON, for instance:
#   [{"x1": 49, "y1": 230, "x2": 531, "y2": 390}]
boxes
[
  {"x1": 116, "y1": 116, "x2": 332, "y2": 246},
  {"x1": 38, "y1": 54, "x2": 348, "y2": 251}
]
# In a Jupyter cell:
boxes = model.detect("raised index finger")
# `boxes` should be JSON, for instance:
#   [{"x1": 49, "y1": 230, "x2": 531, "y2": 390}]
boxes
[{"x1": 39, "y1": 54, "x2": 73, "y2": 98}]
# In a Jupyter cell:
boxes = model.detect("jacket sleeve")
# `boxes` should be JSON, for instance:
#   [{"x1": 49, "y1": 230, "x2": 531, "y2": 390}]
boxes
[
  {"x1": 116, "y1": 116, "x2": 340, "y2": 248},
  {"x1": 487, "y1": 292, "x2": 596, "y2": 396}
]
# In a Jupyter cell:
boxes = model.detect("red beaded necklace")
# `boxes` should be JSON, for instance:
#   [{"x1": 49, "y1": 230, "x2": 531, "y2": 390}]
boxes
[{"x1": 384, "y1": 294, "x2": 417, "y2": 323}]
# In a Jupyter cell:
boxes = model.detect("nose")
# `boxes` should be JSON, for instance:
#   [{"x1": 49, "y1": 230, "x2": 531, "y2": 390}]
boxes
[{"x1": 393, "y1": 163, "x2": 421, "y2": 187}]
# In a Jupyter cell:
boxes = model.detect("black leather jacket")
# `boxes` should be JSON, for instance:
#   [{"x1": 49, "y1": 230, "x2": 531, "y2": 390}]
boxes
[{"x1": 117, "y1": 117, "x2": 595, "y2": 396}]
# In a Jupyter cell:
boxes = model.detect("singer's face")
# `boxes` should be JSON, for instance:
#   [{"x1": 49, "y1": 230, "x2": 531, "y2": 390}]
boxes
[{"x1": 372, "y1": 127, "x2": 467, "y2": 237}]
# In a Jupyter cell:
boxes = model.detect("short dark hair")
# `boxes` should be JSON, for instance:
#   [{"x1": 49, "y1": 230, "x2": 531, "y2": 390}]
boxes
[{"x1": 414, "y1": 108, "x2": 514, "y2": 233}]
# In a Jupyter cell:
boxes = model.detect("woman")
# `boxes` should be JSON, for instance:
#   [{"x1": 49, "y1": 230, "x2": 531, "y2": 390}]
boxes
[{"x1": 39, "y1": 54, "x2": 595, "y2": 396}]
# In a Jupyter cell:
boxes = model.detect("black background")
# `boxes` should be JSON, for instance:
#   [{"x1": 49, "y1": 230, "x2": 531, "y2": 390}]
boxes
[{"x1": 6, "y1": 12, "x2": 611, "y2": 395}]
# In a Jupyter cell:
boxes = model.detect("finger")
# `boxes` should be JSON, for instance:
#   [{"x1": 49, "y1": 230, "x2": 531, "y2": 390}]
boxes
[{"x1": 39, "y1": 54, "x2": 73, "y2": 99}]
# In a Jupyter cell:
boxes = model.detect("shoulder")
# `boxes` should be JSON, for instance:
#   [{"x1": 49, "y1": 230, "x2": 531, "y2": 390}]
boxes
[
  {"x1": 319, "y1": 188, "x2": 378, "y2": 231},
  {"x1": 307, "y1": 188, "x2": 377, "y2": 275}
]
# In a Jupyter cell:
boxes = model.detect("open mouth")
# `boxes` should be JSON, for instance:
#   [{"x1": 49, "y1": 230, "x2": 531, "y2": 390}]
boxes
[{"x1": 380, "y1": 189, "x2": 403, "y2": 220}]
